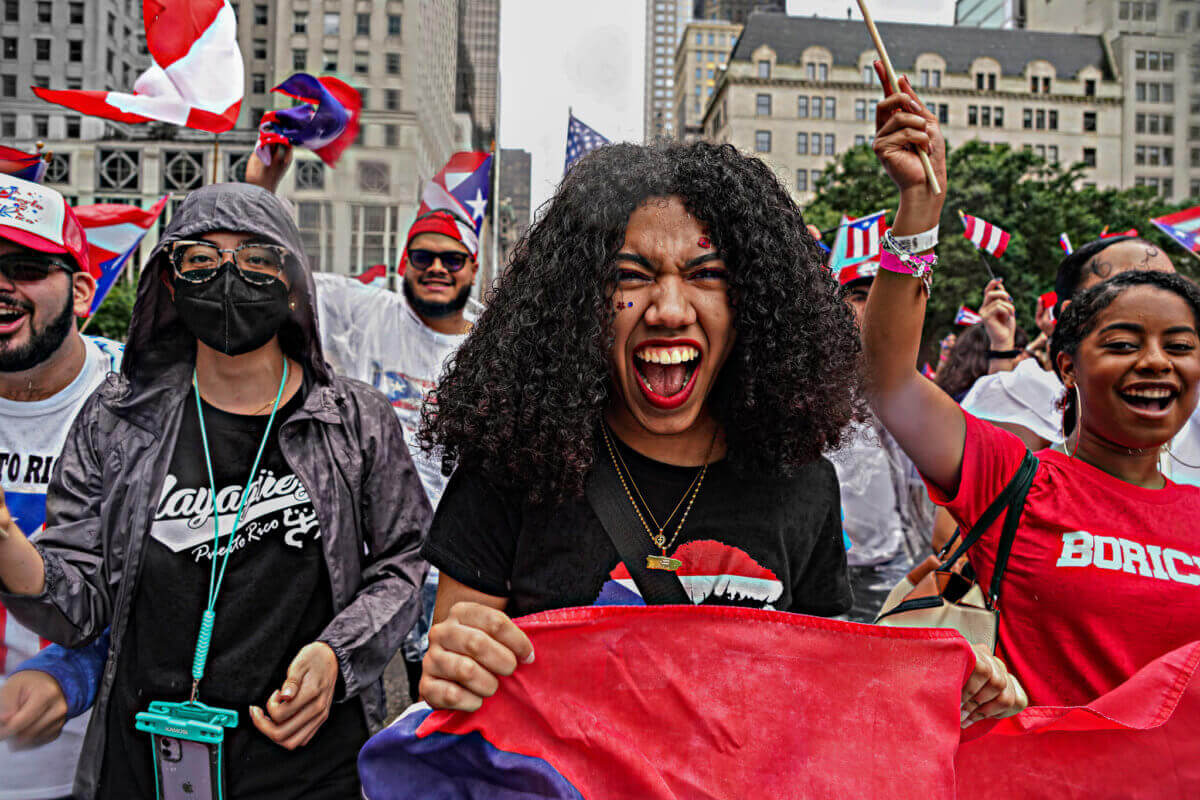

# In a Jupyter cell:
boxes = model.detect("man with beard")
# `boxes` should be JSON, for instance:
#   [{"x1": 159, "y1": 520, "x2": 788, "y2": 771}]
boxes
[
  {"x1": 246, "y1": 146, "x2": 480, "y2": 699},
  {"x1": 0, "y1": 176, "x2": 121, "y2": 800}
]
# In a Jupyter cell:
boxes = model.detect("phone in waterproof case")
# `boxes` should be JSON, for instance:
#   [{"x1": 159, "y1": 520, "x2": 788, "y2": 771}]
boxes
[
  {"x1": 136, "y1": 700, "x2": 236, "y2": 800},
  {"x1": 153, "y1": 733, "x2": 220, "y2": 800}
]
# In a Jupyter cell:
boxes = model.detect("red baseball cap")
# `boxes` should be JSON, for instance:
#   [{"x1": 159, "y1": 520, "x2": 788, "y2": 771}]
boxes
[
  {"x1": 838, "y1": 258, "x2": 879, "y2": 287},
  {"x1": 0, "y1": 175, "x2": 92, "y2": 277}
]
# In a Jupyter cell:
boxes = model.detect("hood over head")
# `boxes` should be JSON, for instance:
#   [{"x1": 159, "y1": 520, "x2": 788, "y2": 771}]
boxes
[{"x1": 123, "y1": 182, "x2": 331, "y2": 385}]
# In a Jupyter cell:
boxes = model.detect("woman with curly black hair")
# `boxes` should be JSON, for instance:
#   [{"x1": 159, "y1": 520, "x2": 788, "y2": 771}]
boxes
[
  {"x1": 863, "y1": 73, "x2": 1200, "y2": 711},
  {"x1": 415, "y1": 140, "x2": 867, "y2": 713}
]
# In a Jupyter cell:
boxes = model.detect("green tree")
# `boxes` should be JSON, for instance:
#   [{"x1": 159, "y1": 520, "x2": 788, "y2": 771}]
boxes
[
  {"x1": 804, "y1": 140, "x2": 1192, "y2": 353},
  {"x1": 82, "y1": 280, "x2": 137, "y2": 342}
]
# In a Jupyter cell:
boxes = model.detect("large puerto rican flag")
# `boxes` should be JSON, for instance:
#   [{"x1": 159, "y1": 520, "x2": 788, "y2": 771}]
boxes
[
  {"x1": 414, "y1": 152, "x2": 493, "y2": 256},
  {"x1": 33, "y1": 0, "x2": 243, "y2": 133},
  {"x1": 75, "y1": 197, "x2": 169, "y2": 315},
  {"x1": 0, "y1": 146, "x2": 48, "y2": 183},
  {"x1": 959, "y1": 210, "x2": 1011, "y2": 258},
  {"x1": 255, "y1": 73, "x2": 361, "y2": 167},
  {"x1": 1152, "y1": 206, "x2": 1200, "y2": 257},
  {"x1": 359, "y1": 606, "x2": 1200, "y2": 798}
]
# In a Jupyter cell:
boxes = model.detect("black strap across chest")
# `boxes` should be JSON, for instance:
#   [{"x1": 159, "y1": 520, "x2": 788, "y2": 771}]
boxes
[{"x1": 585, "y1": 457, "x2": 691, "y2": 605}]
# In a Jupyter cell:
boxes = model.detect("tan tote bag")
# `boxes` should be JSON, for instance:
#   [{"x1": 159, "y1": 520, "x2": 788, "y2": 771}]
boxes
[{"x1": 875, "y1": 451, "x2": 1038, "y2": 653}]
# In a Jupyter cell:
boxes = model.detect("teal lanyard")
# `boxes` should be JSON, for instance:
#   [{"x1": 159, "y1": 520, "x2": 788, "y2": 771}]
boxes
[{"x1": 188, "y1": 358, "x2": 290, "y2": 702}]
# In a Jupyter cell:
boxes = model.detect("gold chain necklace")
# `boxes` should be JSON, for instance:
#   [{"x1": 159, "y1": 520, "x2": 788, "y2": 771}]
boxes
[{"x1": 601, "y1": 425, "x2": 715, "y2": 571}]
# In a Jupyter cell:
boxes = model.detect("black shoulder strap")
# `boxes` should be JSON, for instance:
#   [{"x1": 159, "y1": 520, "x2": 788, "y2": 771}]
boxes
[
  {"x1": 938, "y1": 450, "x2": 1039, "y2": 608},
  {"x1": 585, "y1": 458, "x2": 691, "y2": 605},
  {"x1": 988, "y1": 451, "x2": 1038, "y2": 608}
]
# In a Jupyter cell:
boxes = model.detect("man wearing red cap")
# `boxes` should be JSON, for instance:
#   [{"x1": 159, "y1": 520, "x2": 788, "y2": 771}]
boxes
[
  {"x1": 828, "y1": 257, "x2": 931, "y2": 622},
  {"x1": 0, "y1": 176, "x2": 122, "y2": 799},
  {"x1": 246, "y1": 147, "x2": 481, "y2": 699}
]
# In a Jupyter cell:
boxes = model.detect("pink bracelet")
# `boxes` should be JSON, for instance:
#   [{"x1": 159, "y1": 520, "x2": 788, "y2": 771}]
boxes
[{"x1": 880, "y1": 249, "x2": 936, "y2": 294}]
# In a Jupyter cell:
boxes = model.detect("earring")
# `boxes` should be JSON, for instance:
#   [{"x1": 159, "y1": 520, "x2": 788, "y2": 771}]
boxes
[
  {"x1": 288, "y1": 299, "x2": 296, "y2": 310},
  {"x1": 1070, "y1": 383, "x2": 1082, "y2": 459}
]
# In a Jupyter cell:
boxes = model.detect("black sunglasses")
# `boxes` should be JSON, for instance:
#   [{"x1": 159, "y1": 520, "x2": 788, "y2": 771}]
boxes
[
  {"x1": 0, "y1": 252, "x2": 74, "y2": 283},
  {"x1": 407, "y1": 248, "x2": 471, "y2": 273}
]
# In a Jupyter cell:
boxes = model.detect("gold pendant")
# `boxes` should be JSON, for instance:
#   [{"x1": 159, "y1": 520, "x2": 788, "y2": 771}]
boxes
[{"x1": 646, "y1": 555, "x2": 683, "y2": 571}]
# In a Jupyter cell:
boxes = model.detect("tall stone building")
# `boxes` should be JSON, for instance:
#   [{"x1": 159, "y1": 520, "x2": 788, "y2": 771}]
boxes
[
  {"x1": 1021, "y1": 0, "x2": 1199, "y2": 201},
  {"x1": 705, "y1": 12, "x2": 1126, "y2": 205},
  {"x1": 697, "y1": 0, "x2": 783, "y2": 25},
  {"x1": 674, "y1": 19, "x2": 742, "y2": 142},
  {"x1": 456, "y1": 0, "x2": 500, "y2": 150},
  {"x1": 1, "y1": 0, "x2": 466, "y2": 275},
  {"x1": 644, "y1": 0, "x2": 693, "y2": 142}
]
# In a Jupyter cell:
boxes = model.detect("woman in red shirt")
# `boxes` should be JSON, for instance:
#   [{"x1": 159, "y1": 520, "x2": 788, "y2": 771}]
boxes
[{"x1": 863, "y1": 76, "x2": 1200, "y2": 712}]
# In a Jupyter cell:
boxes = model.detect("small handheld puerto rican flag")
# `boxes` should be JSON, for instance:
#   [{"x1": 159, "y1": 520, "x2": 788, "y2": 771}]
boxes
[
  {"x1": 33, "y1": 0, "x2": 243, "y2": 133},
  {"x1": 958, "y1": 211, "x2": 1010, "y2": 258},
  {"x1": 255, "y1": 74, "x2": 361, "y2": 167},
  {"x1": 75, "y1": 196, "x2": 169, "y2": 316},
  {"x1": 564, "y1": 113, "x2": 610, "y2": 173},
  {"x1": 955, "y1": 305, "x2": 982, "y2": 326},
  {"x1": 1058, "y1": 233, "x2": 1073, "y2": 254},
  {"x1": 1100, "y1": 225, "x2": 1138, "y2": 239},
  {"x1": 1151, "y1": 206, "x2": 1200, "y2": 257},
  {"x1": 1038, "y1": 291, "x2": 1058, "y2": 323},
  {"x1": 921, "y1": 363, "x2": 936, "y2": 379},
  {"x1": 0, "y1": 146, "x2": 48, "y2": 183}
]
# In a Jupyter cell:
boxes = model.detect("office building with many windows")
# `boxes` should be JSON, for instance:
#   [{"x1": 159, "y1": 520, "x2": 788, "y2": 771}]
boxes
[
  {"x1": 704, "y1": 12, "x2": 1125, "y2": 204},
  {"x1": 1021, "y1": 0, "x2": 1199, "y2": 200},
  {"x1": 645, "y1": 0, "x2": 693, "y2": 141},
  {"x1": 674, "y1": 19, "x2": 742, "y2": 142}
]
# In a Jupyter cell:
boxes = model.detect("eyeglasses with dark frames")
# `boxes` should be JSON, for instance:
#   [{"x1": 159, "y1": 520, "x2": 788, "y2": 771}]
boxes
[{"x1": 169, "y1": 240, "x2": 290, "y2": 286}]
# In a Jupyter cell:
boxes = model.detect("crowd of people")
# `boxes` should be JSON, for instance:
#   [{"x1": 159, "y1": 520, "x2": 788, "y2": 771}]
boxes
[{"x1": 0, "y1": 65, "x2": 1195, "y2": 798}]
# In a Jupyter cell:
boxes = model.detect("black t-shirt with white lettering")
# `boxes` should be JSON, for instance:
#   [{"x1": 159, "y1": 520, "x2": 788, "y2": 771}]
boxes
[
  {"x1": 100, "y1": 387, "x2": 366, "y2": 800},
  {"x1": 423, "y1": 434, "x2": 852, "y2": 618}
]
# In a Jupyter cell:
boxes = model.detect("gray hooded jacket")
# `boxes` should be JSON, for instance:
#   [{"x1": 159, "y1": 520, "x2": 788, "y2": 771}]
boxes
[{"x1": 1, "y1": 183, "x2": 432, "y2": 799}]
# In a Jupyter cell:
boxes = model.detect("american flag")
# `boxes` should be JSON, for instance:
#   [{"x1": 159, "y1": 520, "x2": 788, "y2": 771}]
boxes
[
  {"x1": 959, "y1": 211, "x2": 1010, "y2": 258},
  {"x1": 564, "y1": 113, "x2": 610, "y2": 173},
  {"x1": 1151, "y1": 207, "x2": 1200, "y2": 256}
]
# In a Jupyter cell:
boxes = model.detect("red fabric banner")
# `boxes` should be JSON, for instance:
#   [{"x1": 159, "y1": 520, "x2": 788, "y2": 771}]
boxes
[{"x1": 362, "y1": 607, "x2": 1200, "y2": 798}]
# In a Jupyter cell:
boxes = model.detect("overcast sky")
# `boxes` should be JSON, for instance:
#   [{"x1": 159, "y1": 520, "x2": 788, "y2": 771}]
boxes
[{"x1": 498, "y1": 0, "x2": 957, "y2": 215}]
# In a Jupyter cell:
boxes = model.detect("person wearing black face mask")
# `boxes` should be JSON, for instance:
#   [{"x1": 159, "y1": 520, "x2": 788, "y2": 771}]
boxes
[{"x1": 0, "y1": 183, "x2": 432, "y2": 800}]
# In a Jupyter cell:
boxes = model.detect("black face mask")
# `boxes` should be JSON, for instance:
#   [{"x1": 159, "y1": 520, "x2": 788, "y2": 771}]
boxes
[{"x1": 172, "y1": 263, "x2": 291, "y2": 356}]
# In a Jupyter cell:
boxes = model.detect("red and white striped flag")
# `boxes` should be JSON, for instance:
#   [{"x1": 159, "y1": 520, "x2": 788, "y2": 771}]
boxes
[
  {"x1": 959, "y1": 211, "x2": 1011, "y2": 258},
  {"x1": 844, "y1": 210, "x2": 887, "y2": 262},
  {"x1": 33, "y1": 0, "x2": 243, "y2": 133}
]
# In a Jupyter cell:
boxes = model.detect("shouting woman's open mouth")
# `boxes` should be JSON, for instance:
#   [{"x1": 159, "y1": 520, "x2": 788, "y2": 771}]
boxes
[{"x1": 632, "y1": 338, "x2": 703, "y2": 410}]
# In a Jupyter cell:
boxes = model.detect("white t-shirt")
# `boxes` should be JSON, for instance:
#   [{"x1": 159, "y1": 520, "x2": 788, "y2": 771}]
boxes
[
  {"x1": 313, "y1": 274, "x2": 478, "y2": 508},
  {"x1": 961, "y1": 357, "x2": 1200, "y2": 487},
  {"x1": 0, "y1": 335, "x2": 122, "y2": 800}
]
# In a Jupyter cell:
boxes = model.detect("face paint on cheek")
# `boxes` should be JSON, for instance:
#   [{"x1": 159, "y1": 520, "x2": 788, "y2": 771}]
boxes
[
  {"x1": 614, "y1": 300, "x2": 633, "y2": 310},
  {"x1": 698, "y1": 237, "x2": 711, "y2": 249}
]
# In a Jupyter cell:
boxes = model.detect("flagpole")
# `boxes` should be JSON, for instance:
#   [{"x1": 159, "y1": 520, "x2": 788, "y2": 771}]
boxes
[
  {"x1": 492, "y1": 65, "x2": 502, "y2": 287},
  {"x1": 211, "y1": 134, "x2": 220, "y2": 183}
]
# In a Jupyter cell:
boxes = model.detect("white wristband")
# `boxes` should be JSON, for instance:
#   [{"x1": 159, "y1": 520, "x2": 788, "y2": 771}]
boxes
[{"x1": 887, "y1": 224, "x2": 939, "y2": 253}]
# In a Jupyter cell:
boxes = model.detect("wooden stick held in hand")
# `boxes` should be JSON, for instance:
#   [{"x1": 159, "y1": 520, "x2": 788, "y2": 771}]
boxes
[{"x1": 856, "y1": 0, "x2": 942, "y2": 196}]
